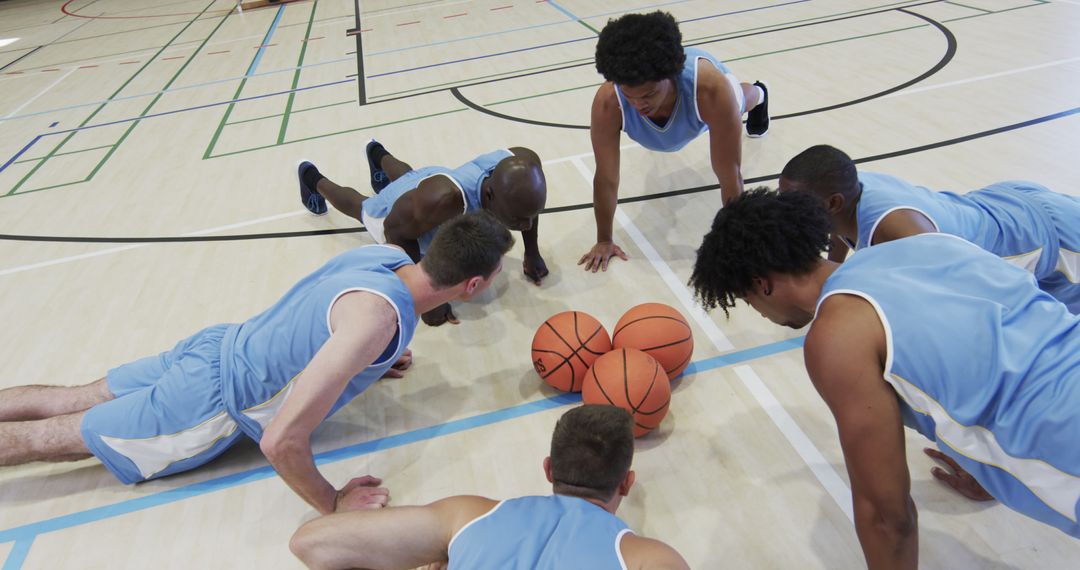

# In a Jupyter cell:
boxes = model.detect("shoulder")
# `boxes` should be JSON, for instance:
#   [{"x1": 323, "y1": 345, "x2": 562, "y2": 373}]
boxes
[
  {"x1": 330, "y1": 289, "x2": 398, "y2": 328},
  {"x1": 430, "y1": 496, "x2": 501, "y2": 540},
  {"x1": 694, "y1": 60, "x2": 737, "y2": 116},
  {"x1": 409, "y1": 176, "x2": 465, "y2": 216},
  {"x1": 620, "y1": 533, "x2": 690, "y2": 570},
  {"x1": 805, "y1": 293, "x2": 886, "y2": 390}
]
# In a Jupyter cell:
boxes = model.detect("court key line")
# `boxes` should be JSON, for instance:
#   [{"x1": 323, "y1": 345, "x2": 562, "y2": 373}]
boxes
[{"x1": 0, "y1": 337, "x2": 807, "y2": 557}]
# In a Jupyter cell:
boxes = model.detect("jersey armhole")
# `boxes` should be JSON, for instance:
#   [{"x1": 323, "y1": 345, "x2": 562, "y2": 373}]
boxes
[
  {"x1": 867, "y1": 206, "x2": 940, "y2": 246},
  {"x1": 615, "y1": 528, "x2": 636, "y2": 570},
  {"x1": 447, "y1": 499, "x2": 505, "y2": 551},
  {"x1": 326, "y1": 288, "x2": 403, "y2": 367},
  {"x1": 816, "y1": 289, "x2": 894, "y2": 385}
]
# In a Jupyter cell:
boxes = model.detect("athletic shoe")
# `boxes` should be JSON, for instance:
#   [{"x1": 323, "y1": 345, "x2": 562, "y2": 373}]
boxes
[
  {"x1": 297, "y1": 160, "x2": 327, "y2": 215},
  {"x1": 746, "y1": 80, "x2": 770, "y2": 138},
  {"x1": 366, "y1": 139, "x2": 390, "y2": 193}
]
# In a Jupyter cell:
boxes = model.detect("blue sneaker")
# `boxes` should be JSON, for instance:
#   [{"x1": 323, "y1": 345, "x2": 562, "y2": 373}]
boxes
[
  {"x1": 366, "y1": 139, "x2": 390, "y2": 194},
  {"x1": 297, "y1": 160, "x2": 327, "y2": 215}
]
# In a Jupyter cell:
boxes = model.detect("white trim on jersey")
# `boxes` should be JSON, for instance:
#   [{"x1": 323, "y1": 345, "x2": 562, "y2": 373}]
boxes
[
  {"x1": 865, "y1": 206, "x2": 940, "y2": 248},
  {"x1": 819, "y1": 286, "x2": 1080, "y2": 523},
  {"x1": 1057, "y1": 247, "x2": 1080, "y2": 283},
  {"x1": 99, "y1": 411, "x2": 239, "y2": 480},
  {"x1": 614, "y1": 527, "x2": 636, "y2": 570},
  {"x1": 447, "y1": 500, "x2": 504, "y2": 551},
  {"x1": 1001, "y1": 248, "x2": 1043, "y2": 273},
  {"x1": 241, "y1": 377, "x2": 297, "y2": 431},
  {"x1": 327, "y1": 287, "x2": 404, "y2": 368}
]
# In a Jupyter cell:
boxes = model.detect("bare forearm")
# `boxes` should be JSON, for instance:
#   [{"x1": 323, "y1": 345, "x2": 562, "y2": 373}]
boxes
[
  {"x1": 265, "y1": 443, "x2": 337, "y2": 514},
  {"x1": 854, "y1": 506, "x2": 918, "y2": 570},
  {"x1": 712, "y1": 161, "x2": 744, "y2": 205},
  {"x1": 593, "y1": 178, "x2": 618, "y2": 242},
  {"x1": 522, "y1": 218, "x2": 540, "y2": 255}
]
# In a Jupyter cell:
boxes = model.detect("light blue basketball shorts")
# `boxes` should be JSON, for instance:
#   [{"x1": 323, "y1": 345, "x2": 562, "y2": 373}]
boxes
[{"x1": 81, "y1": 324, "x2": 246, "y2": 484}]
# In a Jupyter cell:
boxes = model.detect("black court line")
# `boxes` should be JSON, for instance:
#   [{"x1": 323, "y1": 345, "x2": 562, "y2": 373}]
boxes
[
  {"x1": 353, "y1": 0, "x2": 366, "y2": 105},
  {"x1": 2, "y1": 105, "x2": 1078, "y2": 244},
  {"x1": 451, "y1": 5, "x2": 957, "y2": 129},
  {"x1": 363, "y1": 0, "x2": 945, "y2": 107},
  {"x1": 0, "y1": 47, "x2": 42, "y2": 72}
]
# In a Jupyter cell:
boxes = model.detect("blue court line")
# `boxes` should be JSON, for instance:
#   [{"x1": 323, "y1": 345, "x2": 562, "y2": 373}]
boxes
[
  {"x1": 0, "y1": 78, "x2": 353, "y2": 175},
  {"x1": 0, "y1": 136, "x2": 42, "y2": 175},
  {"x1": 544, "y1": 0, "x2": 594, "y2": 31},
  {"x1": 1, "y1": 539, "x2": 32, "y2": 570},
  {"x1": 48, "y1": 122, "x2": 58, "y2": 128},
  {"x1": 0, "y1": 336, "x2": 804, "y2": 546},
  {"x1": 247, "y1": 4, "x2": 286, "y2": 76},
  {"x1": 365, "y1": 0, "x2": 816, "y2": 79}
]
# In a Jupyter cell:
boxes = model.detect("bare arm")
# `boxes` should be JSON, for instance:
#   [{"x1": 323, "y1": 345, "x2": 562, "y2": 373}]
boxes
[
  {"x1": 384, "y1": 179, "x2": 465, "y2": 262},
  {"x1": 290, "y1": 496, "x2": 497, "y2": 570},
  {"x1": 806, "y1": 295, "x2": 917, "y2": 570},
  {"x1": 697, "y1": 64, "x2": 745, "y2": 204},
  {"x1": 260, "y1": 292, "x2": 399, "y2": 515},
  {"x1": 580, "y1": 83, "x2": 629, "y2": 272},
  {"x1": 870, "y1": 210, "x2": 937, "y2": 246},
  {"x1": 620, "y1": 534, "x2": 691, "y2": 570}
]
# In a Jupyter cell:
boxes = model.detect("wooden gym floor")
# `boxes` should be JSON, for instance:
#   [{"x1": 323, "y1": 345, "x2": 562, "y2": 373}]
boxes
[{"x1": 1, "y1": 0, "x2": 1079, "y2": 568}]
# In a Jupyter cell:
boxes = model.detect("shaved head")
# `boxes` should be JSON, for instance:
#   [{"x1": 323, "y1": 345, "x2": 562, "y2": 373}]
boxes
[{"x1": 484, "y1": 152, "x2": 547, "y2": 232}]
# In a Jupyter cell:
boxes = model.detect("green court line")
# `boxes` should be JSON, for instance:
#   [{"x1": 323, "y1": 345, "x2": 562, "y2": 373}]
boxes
[
  {"x1": 278, "y1": 1, "x2": 319, "y2": 144},
  {"x1": 14, "y1": 144, "x2": 115, "y2": 165},
  {"x1": 944, "y1": 0, "x2": 992, "y2": 12},
  {"x1": 366, "y1": 0, "x2": 931, "y2": 102},
  {"x1": 225, "y1": 99, "x2": 353, "y2": 127},
  {"x1": 208, "y1": 108, "x2": 470, "y2": 159},
  {"x1": 8, "y1": 0, "x2": 222, "y2": 196},
  {"x1": 203, "y1": 0, "x2": 1043, "y2": 162},
  {"x1": 203, "y1": 8, "x2": 286, "y2": 159}
]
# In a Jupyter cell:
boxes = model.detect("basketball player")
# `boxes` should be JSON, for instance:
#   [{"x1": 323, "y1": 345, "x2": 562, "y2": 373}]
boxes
[
  {"x1": 779, "y1": 145, "x2": 1080, "y2": 312},
  {"x1": 689, "y1": 189, "x2": 1080, "y2": 567},
  {"x1": 580, "y1": 11, "x2": 770, "y2": 272},
  {"x1": 289, "y1": 405, "x2": 689, "y2": 569},
  {"x1": 0, "y1": 213, "x2": 513, "y2": 516},
  {"x1": 298, "y1": 142, "x2": 547, "y2": 326}
]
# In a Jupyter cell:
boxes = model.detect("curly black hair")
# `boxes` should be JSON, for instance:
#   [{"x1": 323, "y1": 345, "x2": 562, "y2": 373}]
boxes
[
  {"x1": 781, "y1": 145, "x2": 860, "y2": 201},
  {"x1": 595, "y1": 11, "x2": 685, "y2": 85},
  {"x1": 689, "y1": 188, "x2": 832, "y2": 316}
]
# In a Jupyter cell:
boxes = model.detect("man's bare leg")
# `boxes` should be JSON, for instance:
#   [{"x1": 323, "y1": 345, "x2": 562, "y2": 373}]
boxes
[
  {"x1": 379, "y1": 154, "x2": 413, "y2": 182},
  {"x1": 0, "y1": 378, "x2": 112, "y2": 422},
  {"x1": 0, "y1": 412, "x2": 91, "y2": 466},
  {"x1": 314, "y1": 178, "x2": 368, "y2": 221}
]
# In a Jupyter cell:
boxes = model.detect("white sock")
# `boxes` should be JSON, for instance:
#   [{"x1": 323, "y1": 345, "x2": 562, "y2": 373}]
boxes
[{"x1": 754, "y1": 84, "x2": 766, "y2": 107}]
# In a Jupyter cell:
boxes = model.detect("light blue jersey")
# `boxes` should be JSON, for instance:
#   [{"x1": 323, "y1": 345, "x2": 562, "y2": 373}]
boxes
[
  {"x1": 819, "y1": 233, "x2": 1080, "y2": 537},
  {"x1": 853, "y1": 172, "x2": 1080, "y2": 311},
  {"x1": 82, "y1": 245, "x2": 417, "y2": 483},
  {"x1": 615, "y1": 47, "x2": 736, "y2": 152},
  {"x1": 360, "y1": 149, "x2": 512, "y2": 255},
  {"x1": 448, "y1": 495, "x2": 632, "y2": 569},
  {"x1": 220, "y1": 245, "x2": 417, "y2": 441}
]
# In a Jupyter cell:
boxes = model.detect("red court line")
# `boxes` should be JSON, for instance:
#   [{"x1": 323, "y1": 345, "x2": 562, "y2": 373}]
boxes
[
  {"x1": 118, "y1": 61, "x2": 140, "y2": 65},
  {"x1": 60, "y1": 0, "x2": 231, "y2": 20},
  {"x1": 490, "y1": 4, "x2": 513, "y2": 10},
  {"x1": 41, "y1": 68, "x2": 61, "y2": 72},
  {"x1": 162, "y1": 56, "x2": 186, "y2": 61},
  {"x1": 254, "y1": 44, "x2": 278, "y2": 49},
  {"x1": 4, "y1": 71, "x2": 24, "y2": 75},
  {"x1": 78, "y1": 65, "x2": 98, "y2": 68},
  {"x1": 303, "y1": 36, "x2": 325, "y2": 41},
  {"x1": 207, "y1": 50, "x2": 230, "y2": 55},
  {"x1": 444, "y1": 12, "x2": 468, "y2": 18},
  {"x1": 396, "y1": 20, "x2": 420, "y2": 26}
]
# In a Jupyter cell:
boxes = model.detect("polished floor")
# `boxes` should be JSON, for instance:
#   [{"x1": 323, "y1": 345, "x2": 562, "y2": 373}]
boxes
[{"x1": 1, "y1": 0, "x2": 1079, "y2": 568}]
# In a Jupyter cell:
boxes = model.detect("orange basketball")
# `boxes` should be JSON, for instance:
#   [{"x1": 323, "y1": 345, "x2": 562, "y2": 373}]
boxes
[
  {"x1": 582, "y1": 348, "x2": 671, "y2": 437},
  {"x1": 532, "y1": 311, "x2": 612, "y2": 392},
  {"x1": 612, "y1": 302, "x2": 694, "y2": 380}
]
